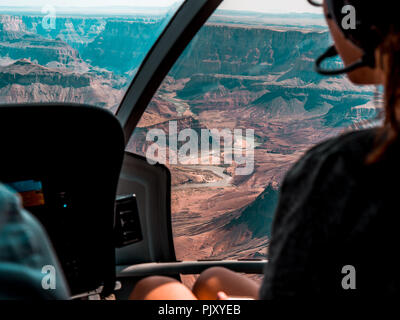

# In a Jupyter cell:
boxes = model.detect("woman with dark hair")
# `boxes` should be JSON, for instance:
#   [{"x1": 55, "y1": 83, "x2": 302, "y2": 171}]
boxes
[{"x1": 131, "y1": 0, "x2": 400, "y2": 299}]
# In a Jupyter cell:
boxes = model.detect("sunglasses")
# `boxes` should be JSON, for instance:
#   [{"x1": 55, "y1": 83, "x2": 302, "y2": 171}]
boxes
[
  {"x1": 307, "y1": 0, "x2": 334, "y2": 20},
  {"x1": 307, "y1": 0, "x2": 323, "y2": 7}
]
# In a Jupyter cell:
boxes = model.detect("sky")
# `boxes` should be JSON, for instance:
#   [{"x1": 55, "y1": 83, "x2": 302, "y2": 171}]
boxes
[
  {"x1": 219, "y1": 0, "x2": 321, "y2": 13},
  {"x1": 0, "y1": 0, "x2": 322, "y2": 13}
]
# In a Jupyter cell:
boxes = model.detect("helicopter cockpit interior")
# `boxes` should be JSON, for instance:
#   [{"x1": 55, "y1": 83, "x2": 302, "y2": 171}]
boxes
[{"x1": 0, "y1": 0, "x2": 377, "y2": 300}]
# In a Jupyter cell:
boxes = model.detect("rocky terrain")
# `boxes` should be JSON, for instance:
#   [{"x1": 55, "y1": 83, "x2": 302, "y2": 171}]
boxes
[
  {"x1": 0, "y1": 12, "x2": 378, "y2": 266},
  {"x1": 0, "y1": 59, "x2": 124, "y2": 107},
  {"x1": 129, "y1": 22, "x2": 377, "y2": 263},
  {"x1": 0, "y1": 14, "x2": 167, "y2": 110}
]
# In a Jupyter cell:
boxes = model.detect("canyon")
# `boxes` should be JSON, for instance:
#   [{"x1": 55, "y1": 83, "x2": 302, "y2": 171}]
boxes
[
  {"x1": 130, "y1": 22, "x2": 376, "y2": 263},
  {"x1": 0, "y1": 12, "x2": 378, "y2": 268}
]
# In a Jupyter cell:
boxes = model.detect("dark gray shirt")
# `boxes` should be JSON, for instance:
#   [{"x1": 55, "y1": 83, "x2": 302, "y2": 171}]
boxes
[{"x1": 260, "y1": 128, "x2": 400, "y2": 298}]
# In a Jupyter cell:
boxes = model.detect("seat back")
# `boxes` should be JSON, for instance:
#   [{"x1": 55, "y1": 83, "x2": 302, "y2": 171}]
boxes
[{"x1": 0, "y1": 104, "x2": 125, "y2": 296}]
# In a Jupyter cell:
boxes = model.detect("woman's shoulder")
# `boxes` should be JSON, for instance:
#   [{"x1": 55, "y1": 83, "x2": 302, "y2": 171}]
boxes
[
  {"x1": 285, "y1": 128, "x2": 377, "y2": 185},
  {"x1": 308, "y1": 128, "x2": 376, "y2": 158},
  {"x1": 273, "y1": 128, "x2": 378, "y2": 232}
]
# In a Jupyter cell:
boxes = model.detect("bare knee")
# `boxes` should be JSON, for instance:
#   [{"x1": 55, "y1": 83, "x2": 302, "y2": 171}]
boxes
[
  {"x1": 130, "y1": 276, "x2": 178, "y2": 300},
  {"x1": 193, "y1": 267, "x2": 260, "y2": 300},
  {"x1": 130, "y1": 276, "x2": 197, "y2": 300},
  {"x1": 196, "y1": 267, "x2": 230, "y2": 287},
  {"x1": 193, "y1": 267, "x2": 232, "y2": 299}
]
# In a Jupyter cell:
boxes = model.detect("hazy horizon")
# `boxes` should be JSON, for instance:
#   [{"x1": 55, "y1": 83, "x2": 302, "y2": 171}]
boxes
[{"x1": 0, "y1": 0, "x2": 322, "y2": 14}]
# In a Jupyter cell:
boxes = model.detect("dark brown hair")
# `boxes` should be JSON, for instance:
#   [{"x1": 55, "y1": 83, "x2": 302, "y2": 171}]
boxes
[{"x1": 366, "y1": 29, "x2": 400, "y2": 164}]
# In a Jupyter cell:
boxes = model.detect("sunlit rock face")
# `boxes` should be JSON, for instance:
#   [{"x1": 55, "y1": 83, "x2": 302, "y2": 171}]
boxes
[
  {"x1": 0, "y1": 13, "x2": 378, "y2": 261},
  {"x1": 137, "y1": 23, "x2": 377, "y2": 261}
]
